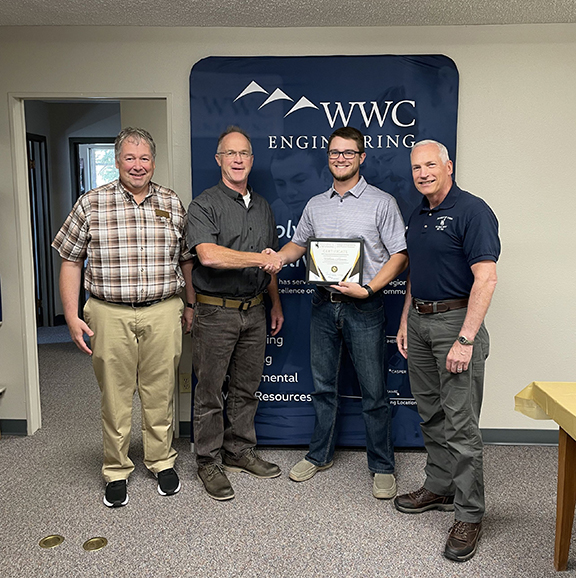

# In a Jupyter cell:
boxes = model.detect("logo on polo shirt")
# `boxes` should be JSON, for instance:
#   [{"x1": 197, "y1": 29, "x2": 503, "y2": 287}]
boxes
[{"x1": 436, "y1": 215, "x2": 453, "y2": 231}]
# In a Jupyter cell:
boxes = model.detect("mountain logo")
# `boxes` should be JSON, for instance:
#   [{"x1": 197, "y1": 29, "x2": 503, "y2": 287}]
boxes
[{"x1": 234, "y1": 80, "x2": 415, "y2": 128}]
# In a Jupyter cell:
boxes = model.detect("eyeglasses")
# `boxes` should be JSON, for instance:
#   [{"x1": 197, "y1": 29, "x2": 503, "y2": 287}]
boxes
[
  {"x1": 217, "y1": 150, "x2": 252, "y2": 159},
  {"x1": 328, "y1": 150, "x2": 361, "y2": 160}
]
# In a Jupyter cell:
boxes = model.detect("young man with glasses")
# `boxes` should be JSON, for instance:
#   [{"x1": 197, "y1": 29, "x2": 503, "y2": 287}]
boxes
[
  {"x1": 187, "y1": 126, "x2": 284, "y2": 501},
  {"x1": 270, "y1": 126, "x2": 408, "y2": 499}
]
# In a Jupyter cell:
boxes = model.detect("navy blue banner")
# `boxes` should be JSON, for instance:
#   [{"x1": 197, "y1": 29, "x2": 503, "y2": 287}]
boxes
[{"x1": 190, "y1": 55, "x2": 459, "y2": 447}]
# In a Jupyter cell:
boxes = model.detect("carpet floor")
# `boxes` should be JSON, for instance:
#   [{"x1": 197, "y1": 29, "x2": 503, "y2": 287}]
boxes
[{"x1": 0, "y1": 340, "x2": 572, "y2": 577}]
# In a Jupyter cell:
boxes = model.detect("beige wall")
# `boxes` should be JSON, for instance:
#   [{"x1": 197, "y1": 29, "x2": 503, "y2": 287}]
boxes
[
  {"x1": 120, "y1": 99, "x2": 170, "y2": 187},
  {"x1": 1, "y1": 24, "x2": 574, "y2": 433}
]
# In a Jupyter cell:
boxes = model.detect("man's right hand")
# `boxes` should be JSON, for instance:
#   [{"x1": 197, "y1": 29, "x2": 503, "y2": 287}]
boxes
[
  {"x1": 67, "y1": 316, "x2": 94, "y2": 355},
  {"x1": 397, "y1": 320, "x2": 408, "y2": 359},
  {"x1": 261, "y1": 249, "x2": 283, "y2": 274}
]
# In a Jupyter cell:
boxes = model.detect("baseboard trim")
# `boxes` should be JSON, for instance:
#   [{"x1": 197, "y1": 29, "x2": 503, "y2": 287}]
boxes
[
  {"x1": 0, "y1": 419, "x2": 27, "y2": 436},
  {"x1": 481, "y1": 428, "x2": 559, "y2": 445}
]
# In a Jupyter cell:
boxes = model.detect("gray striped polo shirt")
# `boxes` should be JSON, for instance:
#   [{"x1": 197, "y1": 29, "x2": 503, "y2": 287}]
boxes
[{"x1": 292, "y1": 176, "x2": 407, "y2": 283}]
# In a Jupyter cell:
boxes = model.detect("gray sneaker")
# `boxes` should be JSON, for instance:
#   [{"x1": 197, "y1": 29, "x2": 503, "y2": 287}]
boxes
[
  {"x1": 223, "y1": 448, "x2": 281, "y2": 479},
  {"x1": 289, "y1": 458, "x2": 333, "y2": 482},
  {"x1": 372, "y1": 473, "x2": 397, "y2": 499},
  {"x1": 197, "y1": 463, "x2": 234, "y2": 501}
]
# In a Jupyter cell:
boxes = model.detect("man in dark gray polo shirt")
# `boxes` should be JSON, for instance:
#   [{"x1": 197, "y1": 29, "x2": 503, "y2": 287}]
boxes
[
  {"x1": 187, "y1": 126, "x2": 284, "y2": 501},
  {"x1": 273, "y1": 127, "x2": 408, "y2": 499}
]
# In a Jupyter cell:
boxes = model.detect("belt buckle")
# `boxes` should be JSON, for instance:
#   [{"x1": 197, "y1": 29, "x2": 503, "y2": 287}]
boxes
[
  {"x1": 239, "y1": 300, "x2": 250, "y2": 311},
  {"x1": 329, "y1": 292, "x2": 339, "y2": 303},
  {"x1": 415, "y1": 300, "x2": 432, "y2": 314}
]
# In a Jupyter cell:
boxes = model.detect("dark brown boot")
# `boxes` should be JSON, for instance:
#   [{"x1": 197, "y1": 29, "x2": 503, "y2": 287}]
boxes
[
  {"x1": 444, "y1": 521, "x2": 483, "y2": 562},
  {"x1": 394, "y1": 486, "x2": 454, "y2": 513}
]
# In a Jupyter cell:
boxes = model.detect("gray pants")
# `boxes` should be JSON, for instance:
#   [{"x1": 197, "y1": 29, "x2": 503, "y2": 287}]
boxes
[
  {"x1": 191, "y1": 302, "x2": 266, "y2": 466},
  {"x1": 407, "y1": 306, "x2": 489, "y2": 523}
]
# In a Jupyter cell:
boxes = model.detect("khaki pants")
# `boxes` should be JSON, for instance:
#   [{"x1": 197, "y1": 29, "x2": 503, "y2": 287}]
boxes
[{"x1": 84, "y1": 296, "x2": 183, "y2": 482}]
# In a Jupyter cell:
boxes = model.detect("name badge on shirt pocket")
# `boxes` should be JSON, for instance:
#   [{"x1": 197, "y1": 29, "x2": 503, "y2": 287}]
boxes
[{"x1": 155, "y1": 209, "x2": 170, "y2": 219}]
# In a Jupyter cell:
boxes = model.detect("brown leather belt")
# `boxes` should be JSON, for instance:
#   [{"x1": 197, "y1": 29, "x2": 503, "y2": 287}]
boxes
[
  {"x1": 196, "y1": 293, "x2": 264, "y2": 311},
  {"x1": 412, "y1": 297, "x2": 469, "y2": 314}
]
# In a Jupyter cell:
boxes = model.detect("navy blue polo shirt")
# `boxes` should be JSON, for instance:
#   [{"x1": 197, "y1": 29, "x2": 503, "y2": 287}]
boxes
[{"x1": 406, "y1": 183, "x2": 500, "y2": 302}]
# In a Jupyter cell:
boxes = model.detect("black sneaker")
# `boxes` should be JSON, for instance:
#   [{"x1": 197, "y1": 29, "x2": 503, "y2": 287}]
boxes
[
  {"x1": 103, "y1": 480, "x2": 128, "y2": 508},
  {"x1": 157, "y1": 468, "x2": 181, "y2": 496}
]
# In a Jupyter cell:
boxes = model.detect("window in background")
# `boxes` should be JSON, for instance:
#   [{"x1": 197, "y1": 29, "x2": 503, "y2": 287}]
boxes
[{"x1": 79, "y1": 144, "x2": 118, "y2": 191}]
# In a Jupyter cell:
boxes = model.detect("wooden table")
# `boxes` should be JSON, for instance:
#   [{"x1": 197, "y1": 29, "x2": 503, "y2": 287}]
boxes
[{"x1": 515, "y1": 382, "x2": 576, "y2": 571}]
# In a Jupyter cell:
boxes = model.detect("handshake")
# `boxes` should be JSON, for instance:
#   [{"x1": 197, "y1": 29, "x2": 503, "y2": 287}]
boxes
[{"x1": 260, "y1": 248, "x2": 284, "y2": 274}]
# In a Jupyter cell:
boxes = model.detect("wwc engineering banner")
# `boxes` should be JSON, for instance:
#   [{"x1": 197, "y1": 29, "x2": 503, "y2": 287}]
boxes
[{"x1": 189, "y1": 55, "x2": 459, "y2": 447}]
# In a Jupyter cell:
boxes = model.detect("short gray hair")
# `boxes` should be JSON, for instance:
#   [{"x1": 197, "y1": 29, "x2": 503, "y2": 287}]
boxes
[
  {"x1": 412, "y1": 139, "x2": 450, "y2": 165},
  {"x1": 216, "y1": 125, "x2": 252, "y2": 154},
  {"x1": 115, "y1": 127, "x2": 156, "y2": 161}
]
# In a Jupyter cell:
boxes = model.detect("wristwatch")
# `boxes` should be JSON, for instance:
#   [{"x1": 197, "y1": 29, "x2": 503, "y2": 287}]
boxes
[
  {"x1": 187, "y1": 302, "x2": 197, "y2": 309},
  {"x1": 457, "y1": 335, "x2": 474, "y2": 346},
  {"x1": 362, "y1": 284, "x2": 375, "y2": 298}
]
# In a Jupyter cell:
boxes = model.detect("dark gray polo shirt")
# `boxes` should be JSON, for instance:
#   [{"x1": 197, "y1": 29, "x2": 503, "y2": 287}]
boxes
[{"x1": 187, "y1": 180, "x2": 279, "y2": 298}]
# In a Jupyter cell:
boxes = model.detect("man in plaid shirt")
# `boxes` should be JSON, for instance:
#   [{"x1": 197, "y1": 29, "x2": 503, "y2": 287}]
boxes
[{"x1": 53, "y1": 127, "x2": 194, "y2": 508}]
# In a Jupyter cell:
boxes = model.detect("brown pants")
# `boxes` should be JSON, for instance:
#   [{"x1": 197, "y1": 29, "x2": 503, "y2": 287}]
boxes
[
  {"x1": 84, "y1": 296, "x2": 183, "y2": 482},
  {"x1": 192, "y1": 302, "x2": 266, "y2": 465}
]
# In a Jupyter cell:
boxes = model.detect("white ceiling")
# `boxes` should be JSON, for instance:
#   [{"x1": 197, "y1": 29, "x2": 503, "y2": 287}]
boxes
[{"x1": 1, "y1": 0, "x2": 575, "y2": 28}]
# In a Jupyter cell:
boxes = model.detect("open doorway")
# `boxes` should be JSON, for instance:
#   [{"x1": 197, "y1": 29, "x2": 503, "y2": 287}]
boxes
[
  {"x1": 25, "y1": 99, "x2": 170, "y2": 334},
  {"x1": 24, "y1": 100, "x2": 122, "y2": 331},
  {"x1": 13, "y1": 95, "x2": 171, "y2": 434}
]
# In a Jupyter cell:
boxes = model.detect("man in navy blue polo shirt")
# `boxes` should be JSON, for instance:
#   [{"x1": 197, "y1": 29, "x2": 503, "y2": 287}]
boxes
[{"x1": 395, "y1": 140, "x2": 500, "y2": 563}]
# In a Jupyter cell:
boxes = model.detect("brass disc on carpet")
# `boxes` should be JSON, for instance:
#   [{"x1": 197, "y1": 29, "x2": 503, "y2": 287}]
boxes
[
  {"x1": 83, "y1": 537, "x2": 107, "y2": 551},
  {"x1": 39, "y1": 535, "x2": 65, "y2": 549}
]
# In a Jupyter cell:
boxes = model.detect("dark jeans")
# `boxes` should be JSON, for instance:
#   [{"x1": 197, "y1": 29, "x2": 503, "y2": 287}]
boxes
[
  {"x1": 191, "y1": 302, "x2": 266, "y2": 465},
  {"x1": 306, "y1": 289, "x2": 395, "y2": 474},
  {"x1": 407, "y1": 306, "x2": 489, "y2": 523}
]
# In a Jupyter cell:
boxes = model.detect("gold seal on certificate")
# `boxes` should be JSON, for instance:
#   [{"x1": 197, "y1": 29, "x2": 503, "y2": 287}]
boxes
[{"x1": 306, "y1": 238, "x2": 364, "y2": 285}]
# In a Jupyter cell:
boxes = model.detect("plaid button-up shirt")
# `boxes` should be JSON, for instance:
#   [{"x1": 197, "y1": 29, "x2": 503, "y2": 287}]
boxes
[{"x1": 52, "y1": 180, "x2": 193, "y2": 303}]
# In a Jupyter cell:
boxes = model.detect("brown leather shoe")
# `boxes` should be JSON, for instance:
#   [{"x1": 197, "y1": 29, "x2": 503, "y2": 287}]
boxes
[
  {"x1": 223, "y1": 448, "x2": 281, "y2": 479},
  {"x1": 197, "y1": 463, "x2": 235, "y2": 501},
  {"x1": 394, "y1": 486, "x2": 455, "y2": 513},
  {"x1": 444, "y1": 521, "x2": 483, "y2": 562}
]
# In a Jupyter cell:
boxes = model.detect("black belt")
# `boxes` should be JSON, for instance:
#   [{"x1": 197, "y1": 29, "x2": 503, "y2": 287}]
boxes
[
  {"x1": 91, "y1": 295, "x2": 165, "y2": 308},
  {"x1": 318, "y1": 286, "x2": 362, "y2": 303},
  {"x1": 196, "y1": 293, "x2": 264, "y2": 311},
  {"x1": 412, "y1": 297, "x2": 469, "y2": 314}
]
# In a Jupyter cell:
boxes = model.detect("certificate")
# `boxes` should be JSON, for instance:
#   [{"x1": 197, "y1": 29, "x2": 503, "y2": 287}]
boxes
[{"x1": 306, "y1": 238, "x2": 364, "y2": 285}]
